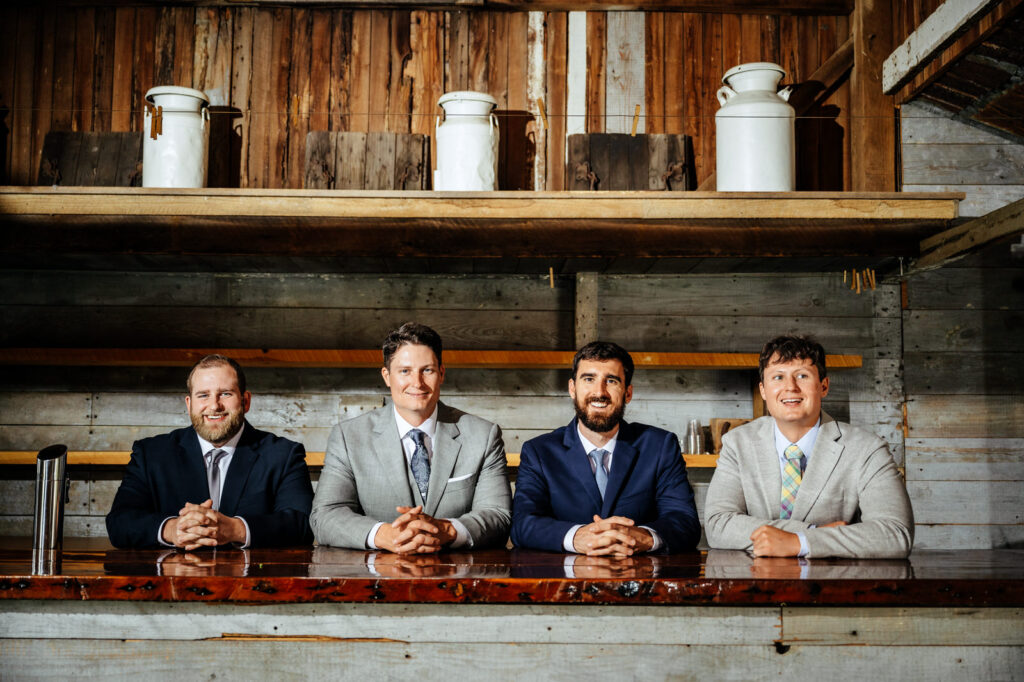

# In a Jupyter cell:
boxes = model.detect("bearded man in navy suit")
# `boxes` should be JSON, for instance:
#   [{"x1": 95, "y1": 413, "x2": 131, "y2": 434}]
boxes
[
  {"x1": 511, "y1": 342, "x2": 700, "y2": 555},
  {"x1": 106, "y1": 355, "x2": 314, "y2": 549}
]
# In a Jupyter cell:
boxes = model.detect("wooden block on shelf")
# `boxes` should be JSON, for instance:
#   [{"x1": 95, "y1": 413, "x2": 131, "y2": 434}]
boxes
[
  {"x1": 565, "y1": 133, "x2": 694, "y2": 191},
  {"x1": 710, "y1": 417, "x2": 752, "y2": 454},
  {"x1": 304, "y1": 131, "x2": 428, "y2": 191}
]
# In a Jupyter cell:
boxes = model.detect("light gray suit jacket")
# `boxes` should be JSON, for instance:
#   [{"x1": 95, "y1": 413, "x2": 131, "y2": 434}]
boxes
[
  {"x1": 310, "y1": 402, "x2": 512, "y2": 550},
  {"x1": 704, "y1": 413, "x2": 914, "y2": 558}
]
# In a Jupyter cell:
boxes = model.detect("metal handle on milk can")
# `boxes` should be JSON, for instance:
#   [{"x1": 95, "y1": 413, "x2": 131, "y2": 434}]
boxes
[{"x1": 716, "y1": 85, "x2": 736, "y2": 106}]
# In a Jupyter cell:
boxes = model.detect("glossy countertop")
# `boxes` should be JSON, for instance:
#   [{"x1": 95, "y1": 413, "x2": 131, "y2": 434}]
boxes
[{"x1": 1, "y1": 537, "x2": 1021, "y2": 606}]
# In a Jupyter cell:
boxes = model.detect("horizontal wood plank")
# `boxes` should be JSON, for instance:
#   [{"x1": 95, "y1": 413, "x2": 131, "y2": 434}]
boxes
[
  {"x1": 905, "y1": 268, "x2": 1024, "y2": 310},
  {"x1": 908, "y1": 480, "x2": 1022, "y2": 524},
  {"x1": 906, "y1": 438, "x2": 1024, "y2": 481},
  {"x1": 904, "y1": 352, "x2": 1024, "y2": 395},
  {"x1": 907, "y1": 394, "x2": 1024, "y2": 438},
  {"x1": 903, "y1": 310, "x2": 1024, "y2": 352}
]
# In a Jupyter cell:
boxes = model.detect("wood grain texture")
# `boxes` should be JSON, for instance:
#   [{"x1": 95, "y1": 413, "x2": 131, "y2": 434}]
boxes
[{"x1": 907, "y1": 394, "x2": 1024, "y2": 438}]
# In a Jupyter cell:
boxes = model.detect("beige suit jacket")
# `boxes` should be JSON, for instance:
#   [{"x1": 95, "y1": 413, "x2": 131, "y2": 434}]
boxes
[
  {"x1": 310, "y1": 402, "x2": 512, "y2": 550},
  {"x1": 704, "y1": 413, "x2": 914, "y2": 558}
]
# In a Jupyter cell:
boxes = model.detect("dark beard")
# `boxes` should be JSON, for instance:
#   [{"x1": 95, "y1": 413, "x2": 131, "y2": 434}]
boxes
[
  {"x1": 574, "y1": 397, "x2": 625, "y2": 434},
  {"x1": 190, "y1": 409, "x2": 245, "y2": 445}
]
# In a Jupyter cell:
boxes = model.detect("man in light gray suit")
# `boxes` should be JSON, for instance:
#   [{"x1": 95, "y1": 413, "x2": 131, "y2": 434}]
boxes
[
  {"x1": 311, "y1": 322, "x2": 512, "y2": 553},
  {"x1": 705, "y1": 335, "x2": 913, "y2": 559}
]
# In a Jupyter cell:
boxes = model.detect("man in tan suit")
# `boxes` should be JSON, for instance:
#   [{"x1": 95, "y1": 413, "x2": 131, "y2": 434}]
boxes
[{"x1": 705, "y1": 335, "x2": 913, "y2": 559}]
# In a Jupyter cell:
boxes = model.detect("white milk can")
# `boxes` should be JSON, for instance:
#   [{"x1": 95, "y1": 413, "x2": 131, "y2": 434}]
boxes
[
  {"x1": 434, "y1": 91, "x2": 499, "y2": 191},
  {"x1": 143, "y1": 86, "x2": 210, "y2": 188},
  {"x1": 715, "y1": 62, "x2": 795, "y2": 191}
]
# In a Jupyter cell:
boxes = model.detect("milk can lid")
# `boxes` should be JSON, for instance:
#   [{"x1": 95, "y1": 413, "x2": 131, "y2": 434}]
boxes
[
  {"x1": 721, "y1": 62, "x2": 786, "y2": 84},
  {"x1": 437, "y1": 91, "x2": 498, "y2": 108},
  {"x1": 145, "y1": 86, "x2": 210, "y2": 105}
]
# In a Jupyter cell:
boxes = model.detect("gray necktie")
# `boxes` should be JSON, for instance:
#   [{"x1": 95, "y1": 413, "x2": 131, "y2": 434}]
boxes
[
  {"x1": 207, "y1": 448, "x2": 227, "y2": 510},
  {"x1": 408, "y1": 429, "x2": 430, "y2": 502},
  {"x1": 588, "y1": 448, "x2": 610, "y2": 499}
]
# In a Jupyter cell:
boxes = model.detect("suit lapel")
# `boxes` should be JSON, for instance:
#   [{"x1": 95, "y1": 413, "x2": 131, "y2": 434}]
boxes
[
  {"x1": 425, "y1": 404, "x2": 460, "y2": 516},
  {"x1": 754, "y1": 418, "x2": 784, "y2": 517},
  {"x1": 370, "y1": 407, "x2": 417, "y2": 508},
  {"x1": 793, "y1": 415, "x2": 842, "y2": 520},
  {"x1": 218, "y1": 423, "x2": 257, "y2": 515},
  {"x1": 602, "y1": 429, "x2": 638, "y2": 517},
  {"x1": 562, "y1": 422, "x2": 604, "y2": 512}
]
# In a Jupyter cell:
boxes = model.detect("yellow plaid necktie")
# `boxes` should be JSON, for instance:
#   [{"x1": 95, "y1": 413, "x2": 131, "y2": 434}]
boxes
[{"x1": 780, "y1": 444, "x2": 804, "y2": 520}]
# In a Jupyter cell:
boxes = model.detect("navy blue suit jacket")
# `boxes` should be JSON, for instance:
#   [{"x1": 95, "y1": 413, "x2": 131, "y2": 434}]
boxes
[
  {"x1": 510, "y1": 419, "x2": 701, "y2": 553},
  {"x1": 106, "y1": 423, "x2": 314, "y2": 549}
]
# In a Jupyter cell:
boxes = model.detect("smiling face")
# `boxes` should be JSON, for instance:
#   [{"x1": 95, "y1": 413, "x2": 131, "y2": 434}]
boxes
[
  {"x1": 759, "y1": 355, "x2": 829, "y2": 442},
  {"x1": 382, "y1": 343, "x2": 445, "y2": 426},
  {"x1": 569, "y1": 358, "x2": 633, "y2": 440},
  {"x1": 186, "y1": 363, "x2": 251, "y2": 446}
]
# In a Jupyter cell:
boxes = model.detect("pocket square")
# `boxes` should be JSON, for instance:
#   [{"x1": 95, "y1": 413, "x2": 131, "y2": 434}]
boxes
[{"x1": 447, "y1": 472, "x2": 475, "y2": 483}]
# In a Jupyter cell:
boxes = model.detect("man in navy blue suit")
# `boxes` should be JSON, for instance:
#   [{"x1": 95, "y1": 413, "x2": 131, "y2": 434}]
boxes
[
  {"x1": 511, "y1": 342, "x2": 700, "y2": 555},
  {"x1": 106, "y1": 355, "x2": 314, "y2": 549}
]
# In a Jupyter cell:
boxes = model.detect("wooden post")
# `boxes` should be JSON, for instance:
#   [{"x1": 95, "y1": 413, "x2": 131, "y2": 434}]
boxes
[
  {"x1": 575, "y1": 271, "x2": 599, "y2": 348},
  {"x1": 851, "y1": 0, "x2": 896, "y2": 191}
]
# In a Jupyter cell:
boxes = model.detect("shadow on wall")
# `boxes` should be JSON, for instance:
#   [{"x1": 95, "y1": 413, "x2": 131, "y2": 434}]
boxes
[
  {"x1": 209, "y1": 106, "x2": 243, "y2": 188},
  {"x1": 496, "y1": 109, "x2": 535, "y2": 191}
]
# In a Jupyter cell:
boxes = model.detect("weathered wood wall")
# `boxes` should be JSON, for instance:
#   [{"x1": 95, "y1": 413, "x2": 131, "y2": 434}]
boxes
[
  {"x1": 901, "y1": 100, "x2": 1024, "y2": 217},
  {"x1": 903, "y1": 240, "x2": 1024, "y2": 550},
  {"x1": 0, "y1": 271, "x2": 899, "y2": 540},
  {"x1": 0, "y1": 4, "x2": 853, "y2": 190}
]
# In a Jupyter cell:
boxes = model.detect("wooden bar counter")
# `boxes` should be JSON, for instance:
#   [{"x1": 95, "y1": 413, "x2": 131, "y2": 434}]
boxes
[{"x1": 1, "y1": 538, "x2": 1022, "y2": 678}]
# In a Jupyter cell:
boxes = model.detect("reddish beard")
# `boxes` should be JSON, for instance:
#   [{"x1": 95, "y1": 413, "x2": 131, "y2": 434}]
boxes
[{"x1": 190, "y1": 408, "x2": 245, "y2": 444}]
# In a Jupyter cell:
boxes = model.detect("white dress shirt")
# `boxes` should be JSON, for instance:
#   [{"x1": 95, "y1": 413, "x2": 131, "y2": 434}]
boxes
[
  {"x1": 562, "y1": 424, "x2": 663, "y2": 553},
  {"x1": 158, "y1": 426, "x2": 251, "y2": 547},
  {"x1": 365, "y1": 406, "x2": 472, "y2": 549},
  {"x1": 772, "y1": 418, "x2": 821, "y2": 558}
]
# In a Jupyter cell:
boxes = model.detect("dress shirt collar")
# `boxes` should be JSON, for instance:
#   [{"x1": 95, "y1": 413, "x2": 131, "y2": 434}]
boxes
[
  {"x1": 394, "y1": 405, "x2": 439, "y2": 442},
  {"x1": 772, "y1": 417, "x2": 821, "y2": 463},
  {"x1": 196, "y1": 422, "x2": 245, "y2": 458},
  {"x1": 576, "y1": 423, "x2": 619, "y2": 457}
]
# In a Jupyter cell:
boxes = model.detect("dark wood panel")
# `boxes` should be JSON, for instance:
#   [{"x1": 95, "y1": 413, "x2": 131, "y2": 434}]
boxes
[
  {"x1": 904, "y1": 352, "x2": 1024, "y2": 395},
  {"x1": 906, "y1": 268, "x2": 1024, "y2": 311},
  {"x1": 903, "y1": 310, "x2": 1024, "y2": 352},
  {"x1": 907, "y1": 394, "x2": 1024, "y2": 439}
]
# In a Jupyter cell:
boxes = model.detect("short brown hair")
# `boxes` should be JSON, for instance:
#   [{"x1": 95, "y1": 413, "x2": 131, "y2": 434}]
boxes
[
  {"x1": 572, "y1": 341, "x2": 635, "y2": 386},
  {"x1": 382, "y1": 322, "x2": 443, "y2": 369},
  {"x1": 187, "y1": 354, "x2": 247, "y2": 395},
  {"x1": 758, "y1": 335, "x2": 827, "y2": 382}
]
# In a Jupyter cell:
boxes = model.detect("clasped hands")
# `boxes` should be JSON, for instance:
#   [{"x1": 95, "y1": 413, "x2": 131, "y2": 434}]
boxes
[
  {"x1": 572, "y1": 514, "x2": 654, "y2": 557},
  {"x1": 374, "y1": 505, "x2": 457, "y2": 554},
  {"x1": 161, "y1": 499, "x2": 246, "y2": 550},
  {"x1": 749, "y1": 520, "x2": 847, "y2": 557}
]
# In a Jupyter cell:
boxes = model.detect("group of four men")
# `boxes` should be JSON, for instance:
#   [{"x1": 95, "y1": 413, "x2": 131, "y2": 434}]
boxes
[{"x1": 106, "y1": 322, "x2": 914, "y2": 559}]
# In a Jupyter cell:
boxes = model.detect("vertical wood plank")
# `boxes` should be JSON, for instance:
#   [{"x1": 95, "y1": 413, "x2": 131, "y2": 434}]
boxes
[
  {"x1": 329, "y1": 10, "x2": 352, "y2": 132},
  {"x1": 468, "y1": 11, "x2": 490, "y2": 94},
  {"x1": 246, "y1": 8, "x2": 273, "y2": 189},
  {"x1": 31, "y1": 7, "x2": 56, "y2": 179},
  {"x1": 682, "y1": 13, "x2": 702, "y2": 180},
  {"x1": 762, "y1": 14, "x2": 780, "y2": 64},
  {"x1": 11, "y1": 7, "x2": 39, "y2": 185},
  {"x1": 335, "y1": 131, "x2": 366, "y2": 189},
  {"x1": 505, "y1": 11, "x2": 529, "y2": 190},
  {"x1": 836, "y1": 12, "x2": 851, "y2": 190},
  {"x1": 73, "y1": 8, "x2": 96, "y2": 132},
  {"x1": 348, "y1": 10, "x2": 372, "y2": 133},
  {"x1": 368, "y1": 10, "x2": 392, "y2": 133},
  {"x1": 132, "y1": 7, "x2": 157, "y2": 134},
  {"x1": 664, "y1": 12, "x2": 684, "y2": 136},
  {"x1": 51, "y1": 9, "x2": 76, "y2": 132},
  {"x1": 851, "y1": 0, "x2": 895, "y2": 191},
  {"x1": 91, "y1": 8, "x2": 116, "y2": 134},
  {"x1": 0, "y1": 6, "x2": 18, "y2": 180},
  {"x1": 585, "y1": 11, "x2": 606, "y2": 133},
  {"x1": 92, "y1": 133, "x2": 123, "y2": 185},
  {"x1": 114, "y1": 131, "x2": 142, "y2": 186},
  {"x1": 446, "y1": 10, "x2": 470, "y2": 92},
  {"x1": 389, "y1": 11, "x2": 413, "y2": 135},
  {"x1": 627, "y1": 132, "x2": 648, "y2": 190},
  {"x1": 308, "y1": 10, "x2": 332, "y2": 134},
  {"x1": 589, "y1": 132, "x2": 610, "y2": 190},
  {"x1": 605, "y1": 134, "x2": 630, "y2": 190},
  {"x1": 230, "y1": 6, "x2": 254, "y2": 187},
  {"x1": 606, "y1": 12, "x2": 644, "y2": 135},
  {"x1": 394, "y1": 132, "x2": 425, "y2": 189},
  {"x1": 268, "y1": 7, "x2": 293, "y2": 188},
  {"x1": 722, "y1": 13, "x2": 742, "y2": 75},
  {"x1": 566, "y1": 11, "x2": 587, "y2": 138},
  {"x1": 172, "y1": 7, "x2": 195, "y2": 88},
  {"x1": 193, "y1": 7, "x2": 233, "y2": 107},
  {"x1": 645, "y1": 12, "x2": 665, "y2": 135},
  {"x1": 528, "y1": 10, "x2": 546, "y2": 190},
  {"x1": 739, "y1": 14, "x2": 760, "y2": 64},
  {"x1": 52, "y1": 132, "x2": 82, "y2": 185},
  {"x1": 796, "y1": 15, "x2": 817, "y2": 190},
  {"x1": 648, "y1": 134, "x2": 667, "y2": 190},
  {"x1": 411, "y1": 10, "x2": 442, "y2": 182},
  {"x1": 364, "y1": 130, "x2": 396, "y2": 189},
  {"x1": 154, "y1": 7, "x2": 176, "y2": 88},
  {"x1": 566, "y1": 134, "x2": 589, "y2": 190},
  {"x1": 288, "y1": 8, "x2": 313, "y2": 189},
  {"x1": 575, "y1": 272, "x2": 599, "y2": 347},
  {"x1": 700, "y1": 14, "x2": 721, "y2": 187},
  {"x1": 304, "y1": 131, "x2": 333, "y2": 189},
  {"x1": 110, "y1": 7, "x2": 135, "y2": 131},
  {"x1": 73, "y1": 131, "x2": 100, "y2": 185},
  {"x1": 545, "y1": 11, "x2": 568, "y2": 191}
]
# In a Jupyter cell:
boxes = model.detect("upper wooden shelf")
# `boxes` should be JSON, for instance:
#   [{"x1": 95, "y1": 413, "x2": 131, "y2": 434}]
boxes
[
  {"x1": 0, "y1": 188, "x2": 961, "y2": 260},
  {"x1": 0, "y1": 348, "x2": 862, "y2": 370}
]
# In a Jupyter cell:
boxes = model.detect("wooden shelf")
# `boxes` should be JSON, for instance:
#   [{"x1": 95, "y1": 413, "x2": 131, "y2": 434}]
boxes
[
  {"x1": 0, "y1": 188, "x2": 961, "y2": 260},
  {"x1": 0, "y1": 348, "x2": 863, "y2": 370},
  {"x1": 0, "y1": 451, "x2": 721, "y2": 468}
]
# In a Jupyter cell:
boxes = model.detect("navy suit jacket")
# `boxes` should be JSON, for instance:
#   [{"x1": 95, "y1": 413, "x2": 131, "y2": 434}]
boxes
[
  {"x1": 106, "y1": 423, "x2": 314, "y2": 549},
  {"x1": 510, "y1": 418, "x2": 701, "y2": 553}
]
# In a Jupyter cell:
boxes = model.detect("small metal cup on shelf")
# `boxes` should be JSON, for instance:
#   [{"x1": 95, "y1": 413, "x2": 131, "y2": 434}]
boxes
[{"x1": 684, "y1": 419, "x2": 704, "y2": 455}]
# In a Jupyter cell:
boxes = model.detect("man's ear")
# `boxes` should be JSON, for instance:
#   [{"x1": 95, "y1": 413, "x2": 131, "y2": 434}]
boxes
[
  {"x1": 381, "y1": 366, "x2": 391, "y2": 388},
  {"x1": 242, "y1": 391, "x2": 252, "y2": 413},
  {"x1": 624, "y1": 385, "x2": 633, "y2": 404},
  {"x1": 820, "y1": 376, "x2": 830, "y2": 398}
]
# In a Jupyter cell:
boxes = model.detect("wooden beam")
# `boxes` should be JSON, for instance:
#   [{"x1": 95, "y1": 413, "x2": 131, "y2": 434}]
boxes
[
  {"x1": 574, "y1": 272, "x2": 599, "y2": 348},
  {"x1": 697, "y1": 36, "x2": 855, "y2": 191},
  {"x1": 0, "y1": 347, "x2": 863, "y2": 370},
  {"x1": 0, "y1": 450, "x2": 721, "y2": 468},
  {"x1": 0, "y1": 188, "x2": 962, "y2": 259},
  {"x1": 913, "y1": 196, "x2": 1024, "y2": 271},
  {"x1": 486, "y1": 1, "x2": 853, "y2": 12},
  {"x1": 883, "y1": 0, "x2": 1003, "y2": 95},
  {"x1": 851, "y1": 0, "x2": 896, "y2": 191}
]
